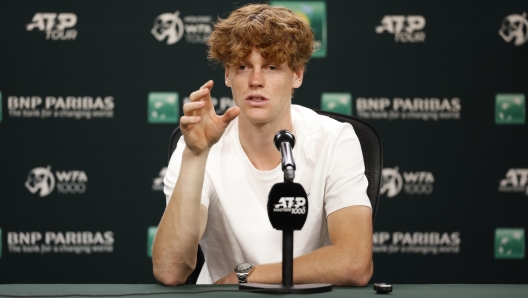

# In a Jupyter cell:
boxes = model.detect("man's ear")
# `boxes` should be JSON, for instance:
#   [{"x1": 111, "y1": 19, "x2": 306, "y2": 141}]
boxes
[
  {"x1": 225, "y1": 68, "x2": 231, "y2": 87},
  {"x1": 292, "y1": 66, "x2": 304, "y2": 89}
]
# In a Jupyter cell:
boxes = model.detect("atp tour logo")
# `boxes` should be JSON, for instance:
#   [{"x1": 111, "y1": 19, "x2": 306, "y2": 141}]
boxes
[
  {"x1": 376, "y1": 15, "x2": 426, "y2": 43},
  {"x1": 273, "y1": 197, "x2": 306, "y2": 214},
  {"x1": 499, "y1": 13, "x2": 528, "y2": 46},
  {"x1": 498, "y1": 169, "x2": 528, "y2": 196},
  {"x1": 25, "y1": 166, "x2": 88, "y2": 197},
  {"x1": 26, "y1": 13, "x2": 78, "y2": 41},
  {"x1": 381, "y1": 167, "x2": 435, "y2": 198},
  {"x1": 152, "y1": 167, "x2": 167, "y2": 191},
  {"x1": 151, "y1": 11, "x2": 212, "y2": 45}
]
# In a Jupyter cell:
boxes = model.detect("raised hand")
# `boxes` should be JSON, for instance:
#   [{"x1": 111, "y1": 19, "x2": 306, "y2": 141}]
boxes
[{"x1": 180, "y1": 80, "x2": 240, "y2": 155}]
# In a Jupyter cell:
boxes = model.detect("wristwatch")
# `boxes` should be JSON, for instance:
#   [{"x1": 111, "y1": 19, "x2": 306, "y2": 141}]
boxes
[{"x1": 234, "y1": 263, "x2": 254, "y2": 283}]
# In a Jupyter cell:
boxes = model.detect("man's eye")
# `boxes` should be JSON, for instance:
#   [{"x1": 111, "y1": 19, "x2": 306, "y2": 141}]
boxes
[
  {"x1": 238, "y1": 65, "x2": 247, "y2": 70},
  {"x1": 268, "y1": 65, "x2": 278, "y2": 71}
]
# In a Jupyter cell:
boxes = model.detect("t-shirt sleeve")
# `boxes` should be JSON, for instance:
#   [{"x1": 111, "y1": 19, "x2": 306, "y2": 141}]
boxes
[
  {"x1": 323, "y1": 124, "x2": 371, "y2": 216},
  {"x1": 163, "y1": 136, "x2": 212, "y2": 209}
]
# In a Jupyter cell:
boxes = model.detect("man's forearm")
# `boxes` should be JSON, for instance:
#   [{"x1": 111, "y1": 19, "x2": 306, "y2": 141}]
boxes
[
  {"x1": 247, "y1": 243, "x2": 373, "y2": 286},
  {"x1": 243, "y1": 206, "x2": 373, "y2": 286},
  {"x1": 152, "y1": 147, "x2": 210, "y2": 286}
]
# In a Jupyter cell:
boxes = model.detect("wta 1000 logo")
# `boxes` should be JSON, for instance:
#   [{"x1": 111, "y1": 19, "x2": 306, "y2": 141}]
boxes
[
  {"x1": 25, "y1": 166, "x2": 88, "y2": 197},
  {"x1": 381, "y1": 167, "x2": 435, "y2": 198}
]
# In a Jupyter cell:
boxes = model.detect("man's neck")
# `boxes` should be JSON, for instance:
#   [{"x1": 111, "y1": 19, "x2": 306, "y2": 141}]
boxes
[{"x1": 238, "y1": 113, "x2": 293, "y2": 171}]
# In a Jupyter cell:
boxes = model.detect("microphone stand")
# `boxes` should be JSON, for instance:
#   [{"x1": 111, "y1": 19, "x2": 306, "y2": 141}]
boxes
[
  {"x1": 282, "y1": 224, "x2": 294, "y2": 290},
  {"x1": 239, "y1": 134, "x2": 332, "y2": 293}
]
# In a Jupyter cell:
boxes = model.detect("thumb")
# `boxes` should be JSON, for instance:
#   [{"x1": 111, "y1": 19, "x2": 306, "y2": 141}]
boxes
[{"x1": 219, "y1": 106, "x2": 240, "y2": 127}]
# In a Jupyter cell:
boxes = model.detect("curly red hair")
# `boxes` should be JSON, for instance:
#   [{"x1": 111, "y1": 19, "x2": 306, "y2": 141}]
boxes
[{"x1": 207, "y1": 4, "x2": 315, "y2": 71}]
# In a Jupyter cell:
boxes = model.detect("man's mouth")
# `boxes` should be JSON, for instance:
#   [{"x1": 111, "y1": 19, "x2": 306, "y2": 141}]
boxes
[{"x1": 246, "y1": 95, "x2": 269, "y2": 101}]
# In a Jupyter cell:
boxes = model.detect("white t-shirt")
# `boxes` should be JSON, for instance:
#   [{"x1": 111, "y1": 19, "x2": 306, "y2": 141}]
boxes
[{"x1": 164, "y1": 105, "x2": 371, "y2": 283}]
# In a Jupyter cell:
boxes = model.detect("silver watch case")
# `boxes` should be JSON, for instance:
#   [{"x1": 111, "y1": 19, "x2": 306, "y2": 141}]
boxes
[{"x1": 234, "y1": 263, "x2": 254, "y2": 283}]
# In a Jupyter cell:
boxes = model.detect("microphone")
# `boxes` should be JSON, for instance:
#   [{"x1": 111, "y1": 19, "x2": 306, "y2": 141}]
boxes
[
  {"x1": 240, "y1": 130, "x2": 331, "y2": 294},
  {"x1": 274, "y1": 130, "x2": 296, "y2": 182}
]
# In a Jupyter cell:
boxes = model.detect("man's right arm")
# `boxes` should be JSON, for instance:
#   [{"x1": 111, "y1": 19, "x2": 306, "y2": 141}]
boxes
[
  {"x1": 151, "y1": 80, "x2": 240, "y2": 286},
  {"x1": 152, "y1": 147, "x2": 209, "y2": 286}
]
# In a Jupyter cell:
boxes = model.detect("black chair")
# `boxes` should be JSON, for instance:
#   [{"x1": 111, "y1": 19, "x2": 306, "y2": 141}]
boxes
[{"x1": 167, "y1": 108, "x2": 383, "y2": 284}]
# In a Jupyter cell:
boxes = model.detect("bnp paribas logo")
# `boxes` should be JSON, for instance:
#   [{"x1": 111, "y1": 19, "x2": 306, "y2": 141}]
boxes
[
  {"x1": 495, "y1": 94, "x2": 525, "y2": 125},
  {"x1": 321, "y1": 93, "x2": 352, "y2": 116},
  {"x1": 270, "y1": 1, "x2": 326, "y2": 57},
  {"x1": 148, "y1": 92, "x2": 179, "y2": 123},
  {"x1": 0, "y1": 91, "x2": 2, "y2": 123},
  {"x1": 495, "y1": 228, "x2": 525, "y2": 259},
  {"x1": 147, "y1": 226, "x2": 157, "y2": 257},
  {"x1": 0, "y1": 227, "x2": 2, "y2": 258}
]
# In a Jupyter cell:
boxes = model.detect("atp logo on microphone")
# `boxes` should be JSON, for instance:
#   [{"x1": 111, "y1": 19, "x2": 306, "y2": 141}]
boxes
[{"x1": 273, "y1": 197, "x2": 306, "y2": 214}]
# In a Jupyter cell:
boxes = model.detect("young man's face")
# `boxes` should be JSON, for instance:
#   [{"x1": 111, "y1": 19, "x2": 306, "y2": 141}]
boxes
[{"x1": 225, "y1": 47, "x2": 304, "y2": 126}]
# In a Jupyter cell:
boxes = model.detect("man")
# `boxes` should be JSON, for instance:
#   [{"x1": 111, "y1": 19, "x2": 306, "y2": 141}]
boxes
[{"x1": 152, "y1": 3, "x2": 373, "y2": 286}]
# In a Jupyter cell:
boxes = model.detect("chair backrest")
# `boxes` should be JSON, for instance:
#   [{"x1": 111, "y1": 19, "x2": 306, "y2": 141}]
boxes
[{"x1": 168, "y1": 109, "x2": 383, "y2": 220}]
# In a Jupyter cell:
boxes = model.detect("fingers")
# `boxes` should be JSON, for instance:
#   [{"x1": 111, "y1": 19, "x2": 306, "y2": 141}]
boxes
[
  {"x1": 190, "y1": 81, "x2": 215, "y2": 110},
  {"x1": 200, "y1": 80, "x2": 214, "y2": 90},
  {"x1": 219, "y1": 106, "x2": 240, "y2": 127},
  {"x1": 179, "y1": 115, "x2": 201, "y2": 126},
  {"x1": 189, "y1": 88, "x2": 210, "y2": 102},
  {"x1": 183, "y1": 101, "x2": 205, "y2": 116}
]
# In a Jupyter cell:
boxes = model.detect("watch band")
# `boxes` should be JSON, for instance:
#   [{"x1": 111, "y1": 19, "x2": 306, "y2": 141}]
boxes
[{"x1": 237, "y1": 272, "x2": 250, "y2": 283}]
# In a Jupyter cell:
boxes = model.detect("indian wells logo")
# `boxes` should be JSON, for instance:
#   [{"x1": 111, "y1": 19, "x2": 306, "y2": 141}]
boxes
[
  {"x1": 147, "y1": 226, "x2": 157, "y2": 257},
  {"x1": 151, "y1": 12, "x2": 184, "y2": 45},
  {"x1": 499, "y1": 13, "x2": 528, "y2": 46},
  {"x1": 0, "y1": 91, "x2": 2, "y2": 122},
  {"x1": 270, "y1": 1, "x2": 327, "y2": 57},
  {"x1": 148, "y1": 93, "x2": 178, "y2": 123},
  {"x1": 495, "y1": 94, "x2": 525, "y2": 124},
  {"x1": 0, "y1": 228, "x2": 2, "y2": 258},
  {"x1": 321, "y1": 93, "x2": 352, "y2": 116},
  {"x1": 495, "y1": 228, "x2": 525, "y2": 259}
]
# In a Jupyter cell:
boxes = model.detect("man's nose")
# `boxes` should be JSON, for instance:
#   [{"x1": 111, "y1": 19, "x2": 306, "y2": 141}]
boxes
[{"x1": 249, "y1": 69, "x2": 264, "y2": 88}]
